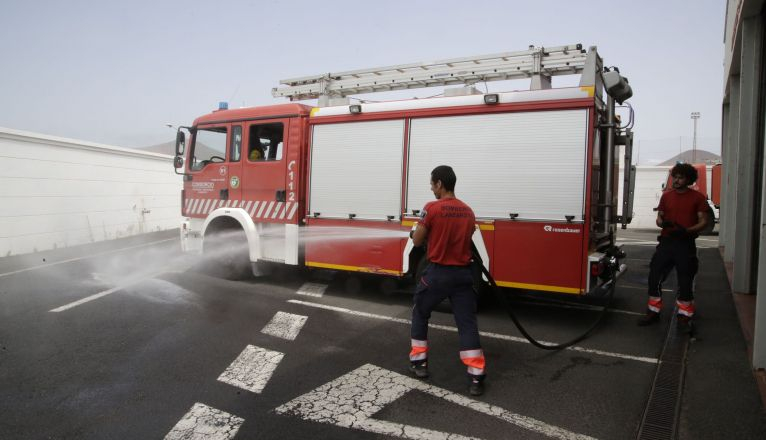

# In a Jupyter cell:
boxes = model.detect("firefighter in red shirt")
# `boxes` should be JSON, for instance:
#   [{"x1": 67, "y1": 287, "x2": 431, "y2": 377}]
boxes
[
  {"x1": 409, "y1": 165, "x2": 485, "y2": 396},
  {"x1": 638, "y1": 163, "x2": 708, "y2": 333}
]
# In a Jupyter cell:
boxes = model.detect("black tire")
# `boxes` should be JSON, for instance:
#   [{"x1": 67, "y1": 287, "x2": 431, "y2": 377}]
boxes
[{"x1": 202, "y1": 228, "x2": 252, "y2": 280}]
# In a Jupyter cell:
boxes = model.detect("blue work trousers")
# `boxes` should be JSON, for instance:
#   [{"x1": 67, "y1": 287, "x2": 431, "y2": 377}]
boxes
[
  {"x1": 411, "y1": 263, "x2": 481, "y2": 350},
  {"x1": 648, "y1": 236, "x2": 698, "y2": 301}
]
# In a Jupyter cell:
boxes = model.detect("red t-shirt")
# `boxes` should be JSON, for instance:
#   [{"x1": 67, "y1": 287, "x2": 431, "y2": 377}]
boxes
[
  {"x1": 658, "y1": 189, "x2": 708, "y2": 237},
  {"x1": 420, "y1": 197, "x2": 475, "y2": 266}
]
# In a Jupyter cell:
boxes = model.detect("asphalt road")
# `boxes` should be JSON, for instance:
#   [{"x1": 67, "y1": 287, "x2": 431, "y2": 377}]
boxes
[{"x1": 0, "y1": 230, "x2": 710, "y2": 439}]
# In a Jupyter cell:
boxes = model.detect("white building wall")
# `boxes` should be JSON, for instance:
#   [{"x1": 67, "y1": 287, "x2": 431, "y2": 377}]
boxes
[{"x1": 0, "y1": 127, "x2": 182, "y2": 256}]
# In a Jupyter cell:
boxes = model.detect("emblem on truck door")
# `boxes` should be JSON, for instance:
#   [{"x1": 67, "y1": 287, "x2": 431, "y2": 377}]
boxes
[{"x1": 230, "y1": 176, "x2": 240, "y2": 189}]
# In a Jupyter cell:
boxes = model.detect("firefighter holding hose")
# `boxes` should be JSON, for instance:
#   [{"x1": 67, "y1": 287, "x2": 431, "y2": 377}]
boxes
[
  {"x1": 638, "y1": 163, "x2": 708, "y2": 333},
  {"x1": 408, "y1": 165, "x2": 486, "y2": 396}
]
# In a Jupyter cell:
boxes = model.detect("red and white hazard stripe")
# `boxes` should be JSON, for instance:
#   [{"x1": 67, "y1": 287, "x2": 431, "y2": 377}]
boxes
[{"x1": 183, "y1": 199, "x2": 300, "y2": 221}]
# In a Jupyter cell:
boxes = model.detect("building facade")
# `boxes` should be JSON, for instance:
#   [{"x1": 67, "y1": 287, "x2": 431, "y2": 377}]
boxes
[{"x1": 721, "y1": 0, "x2": 766, "y2": 369}]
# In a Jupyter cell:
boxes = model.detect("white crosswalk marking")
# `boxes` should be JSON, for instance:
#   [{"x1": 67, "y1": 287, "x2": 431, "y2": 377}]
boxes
[
  {"x1": 217, "y1": 345, "x2": 284, "y2": 394},
  {"x1": 261, "y1": 311, "x2": 308, "y2": 341},
  {"x1": 296, "y1": 282, "x2": 327, "y2": 298},
  {"x1": 164, "y1": 402, "x2": 244, "y2": 440},
  {"x1": 276, "y1": 364, "x2": 596, "y2": 440}
]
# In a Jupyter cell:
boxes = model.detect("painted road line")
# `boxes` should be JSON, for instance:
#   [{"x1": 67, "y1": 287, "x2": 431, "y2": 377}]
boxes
[
  {"x1": 295, "y1": 282, "x2": 327, "y2": 297},
  {"x1": 49, "y1": 268, "x2": 170, "y2": 313},
  {"x1": 277, "y1": 363, "x2": 596, "y2": 440},
  {"x1": 287, "y1": 300, "x2": 657, "y2": 364},
  {"x1": 618, "y1": 239, "x2": 718, "y2": 249},
  {"x1": 0, "y1": 237, "x2": 178, "y2": 278},
  {"x1": 217, "y1": 345, "x2": 284, "y2": 394},
  {"x1": 261, "y1": 311, "x2": 308, "y2": 341},
  {"x1": 164, "y1": 402, "x2": 244, "y2": 440}
]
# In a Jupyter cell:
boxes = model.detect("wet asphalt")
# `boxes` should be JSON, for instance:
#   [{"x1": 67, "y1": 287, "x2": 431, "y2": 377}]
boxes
[{"x1": 0, "y1": 229, "x2": 764, "y2": 439}]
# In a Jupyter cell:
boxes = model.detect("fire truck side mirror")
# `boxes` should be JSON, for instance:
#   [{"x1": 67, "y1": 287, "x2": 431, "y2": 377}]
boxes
[
  {"x1": 175, "y1": 130, "x2": 186, "y2": 155},
  {"x1": 174, "y1": 155, "x2": 184, "y2": 169}
]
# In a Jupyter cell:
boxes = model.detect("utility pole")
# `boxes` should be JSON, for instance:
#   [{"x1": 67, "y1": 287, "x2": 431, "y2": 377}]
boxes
[
  {"x1": 679, "y1": 136, "x2": 682, "y2": 158},
  {"x1": 691, "y1": 112, "x2": 700, "y2": 163}
]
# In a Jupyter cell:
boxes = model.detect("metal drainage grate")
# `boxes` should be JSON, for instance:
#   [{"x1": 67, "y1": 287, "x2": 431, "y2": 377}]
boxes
[{"x1": 637, "y1": 313, "x2": 691, "y2": 440}]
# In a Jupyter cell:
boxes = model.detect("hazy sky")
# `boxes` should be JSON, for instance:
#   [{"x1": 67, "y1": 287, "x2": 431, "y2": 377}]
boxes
[{"x1": 1, "y1": 0, "x2": 725, "y2": 164}]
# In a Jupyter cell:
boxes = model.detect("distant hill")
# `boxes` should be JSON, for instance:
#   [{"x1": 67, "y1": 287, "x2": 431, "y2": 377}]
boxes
[
  {"x1": 140, "y1": 141, "x2": 175, "y2": 155},
  {"x1": 658, "y1": 149, "x2": 721, "y2": 166},
  {"x1": 138, "y1": 141, "x2": 220, "y2": 159}
]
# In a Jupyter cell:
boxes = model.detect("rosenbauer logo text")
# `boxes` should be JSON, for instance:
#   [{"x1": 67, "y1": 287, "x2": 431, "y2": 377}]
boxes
[{"x1": 543, "y1": 225, "x2": 580, "y2": 233}]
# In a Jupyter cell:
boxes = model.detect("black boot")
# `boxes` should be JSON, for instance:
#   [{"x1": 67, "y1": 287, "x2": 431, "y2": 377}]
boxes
[
  {"x1": 676, "y1": 315, "x2": 693, "y2": 334},
  {"x1": 468, "y1": 377, "x2": 484, "y2": 396},
  {"x1": 637, "y1": 311, "x2": 660, "y2": 326},
  {"x1": 409, "y1": 361, "x2": 429, "y2": 379}
]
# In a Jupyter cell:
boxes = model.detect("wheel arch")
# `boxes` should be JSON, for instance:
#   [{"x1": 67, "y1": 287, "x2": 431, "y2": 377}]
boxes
[{"x1": 202, "y1": 208, "x2": 261, "y2": 261}]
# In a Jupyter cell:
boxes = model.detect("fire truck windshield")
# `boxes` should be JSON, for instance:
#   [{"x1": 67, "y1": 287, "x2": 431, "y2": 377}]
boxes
[{"x1": 190, "y1": 126, "x2": 227, "y2": 171}]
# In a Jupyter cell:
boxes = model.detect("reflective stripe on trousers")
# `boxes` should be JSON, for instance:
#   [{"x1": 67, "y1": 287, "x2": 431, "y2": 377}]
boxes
[
  {"x1": 409, "y1": 339, "x2": 428, "y2": 362},
  {"x1": 646, "y1": 297, "x2": 695, "y2": 317},
  {"x1": 460, "y1": 348, "x2": 485, "y2": 377},
  {"x1": 647, "y1": 296, "x2": 662, "y2": 313},
  {"x1": 676, "y1": 300, "x2": 695, "y2": 317}
]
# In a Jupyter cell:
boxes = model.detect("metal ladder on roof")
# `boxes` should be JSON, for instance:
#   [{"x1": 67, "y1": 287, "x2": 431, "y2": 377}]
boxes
[{"x1": 271, "y1": 44, "x2": 602, "y2": 105}]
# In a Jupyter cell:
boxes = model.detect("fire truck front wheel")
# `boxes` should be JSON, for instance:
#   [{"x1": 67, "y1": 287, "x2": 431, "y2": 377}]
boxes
[{"x1": 202, "y1": 227, "x2": 252, "y2": 280}]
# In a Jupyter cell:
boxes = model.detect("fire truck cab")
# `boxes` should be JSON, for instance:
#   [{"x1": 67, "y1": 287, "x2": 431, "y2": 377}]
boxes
[{"x1": 175, "y1": 44, "x2": 633, "y2": 296}]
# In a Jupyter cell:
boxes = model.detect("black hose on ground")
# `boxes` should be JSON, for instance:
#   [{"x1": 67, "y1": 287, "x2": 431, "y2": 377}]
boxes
[{"x1": 472, "y1": 248, "x2": 615, "y2": 350}]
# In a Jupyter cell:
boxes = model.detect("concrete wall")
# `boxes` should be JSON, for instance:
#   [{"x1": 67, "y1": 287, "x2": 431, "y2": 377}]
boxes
[
  {"x1": 0, "y1": 128, "x2": 182, "y2": 257},
  {"x1": 721, "y1": 0, "x2": 766, "y2": 369}
]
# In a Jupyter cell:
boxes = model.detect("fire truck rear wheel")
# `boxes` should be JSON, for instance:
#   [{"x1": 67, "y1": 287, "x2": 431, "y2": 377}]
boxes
[{"x1": 202, "y1": 228, "x2": 252, "y2": 280}]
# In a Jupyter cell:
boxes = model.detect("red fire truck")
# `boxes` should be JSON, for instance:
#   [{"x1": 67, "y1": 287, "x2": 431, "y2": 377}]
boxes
[{"x1": 174, "y1": 44, "x2": 633, "y2": 296}]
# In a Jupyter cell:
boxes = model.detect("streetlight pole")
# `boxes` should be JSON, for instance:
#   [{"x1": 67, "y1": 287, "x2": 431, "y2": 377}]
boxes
[{"x1": 691, "y1": 112, "x2": 700, "y2": 163}]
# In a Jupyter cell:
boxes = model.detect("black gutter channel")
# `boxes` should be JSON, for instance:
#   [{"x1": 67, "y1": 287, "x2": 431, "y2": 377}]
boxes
[{"x1": 637, "y1": 312, "x2": 690, "y2": 440}]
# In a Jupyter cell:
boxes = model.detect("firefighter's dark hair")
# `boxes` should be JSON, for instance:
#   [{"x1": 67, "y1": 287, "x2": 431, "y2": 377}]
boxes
[
  {"x1": 431, "y1": 165, "x2": 457, "y2": 192},
  {"x1": 671, "y1": 163, "x2": 698, "y2": 185}
]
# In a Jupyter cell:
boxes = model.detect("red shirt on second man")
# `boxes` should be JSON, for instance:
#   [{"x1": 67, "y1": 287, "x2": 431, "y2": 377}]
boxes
[{"x1": 658, "y1": 189, "x2": 708, "y2": 237}]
